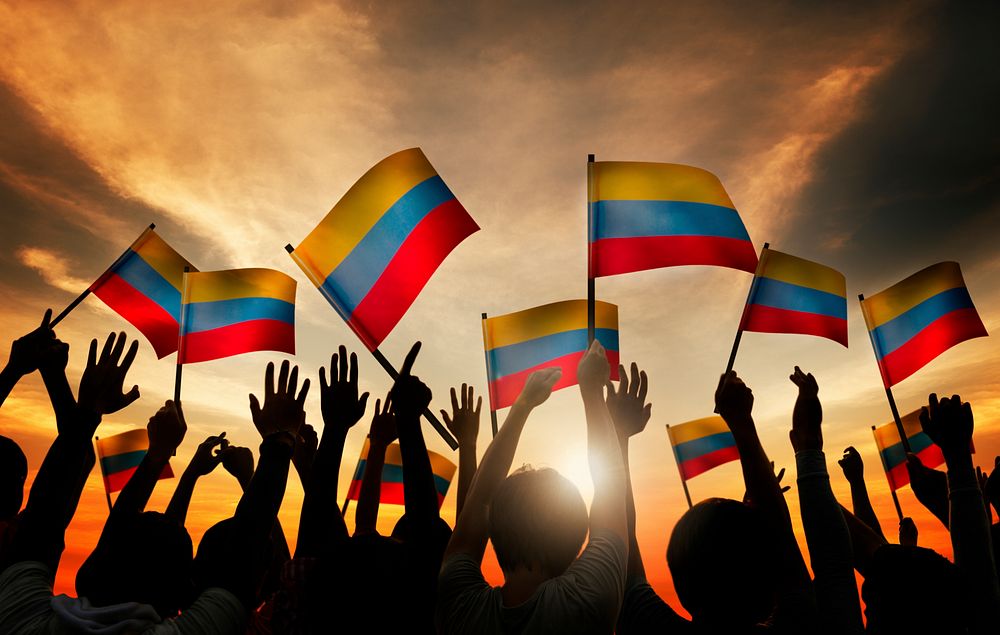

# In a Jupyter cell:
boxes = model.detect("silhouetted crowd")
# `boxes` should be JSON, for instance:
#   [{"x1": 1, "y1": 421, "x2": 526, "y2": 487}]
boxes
[{"x1": 1, "y1": 312, "x2": 998, "y2": 634}]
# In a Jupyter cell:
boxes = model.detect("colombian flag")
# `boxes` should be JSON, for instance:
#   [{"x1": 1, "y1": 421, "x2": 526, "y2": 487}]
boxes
[
  {"x1": 861, "y1": 262, "x2": 987, "y2": 387},
  {"x1": 96, "y1": 429, "x2": 173, "y2": 495},
  {"x1": 90, "y1": 226, "x2": 196, "y2": 358},
  {"x1": 482, "y1": 300, "x2": 620, "y2": 411},
  {"x1": 667, "y1": 416, "x2": 740, "y2": 481},
  {"x1": 289, "y1": 148, "x2": 479, "y2": 351},
  {"x1": 741, "y1": 248, "x2": 848, "y2": 346},
  {"x1": 344, "y1": 439, "x2": 456, "y2": 508},
  {"x1": 872, "y1": 410, "x2": 946, "y2": 492},
  {"x1": 588, "y1": 161, "x2": 758, "y2": 278},
  {"x1": 178, "y1": 269, "x2": 296, "y2": 364}
]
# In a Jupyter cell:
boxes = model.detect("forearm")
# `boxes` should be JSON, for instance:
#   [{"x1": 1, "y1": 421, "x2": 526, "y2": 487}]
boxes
[
  {"x1": 397, "y1": 414, "x2": 439, "y2": 523},
  {"x1": 165, "y1": 470, "x2": 200, "y2": 526},
  {"x1": 455, "y1": 440, "x2": 477, "y2": 518},
  {"x1": 0, "y1": 365, "x2": 20, "y2": 407},
  {"x1": 848, "y1": 479, "x2": 884, "y2": 539},
  {"x1": 237, "y1": 434, "x2": 293, "y2": 537},
  {"x1": 111, "y1": 451, "x2": 170, "y2": 520},
  {"x1": 840, "y1": 505, "x2": 886, "y2": 576},
  {"x1": 621, "y1": 437, "x2": 646, "y2": 583},
  {"x1": 583, "y1": 390, "x2": 627, "y2": 539},
  {"x1": 355, "y1": 441, "x2": 388, "y2": 535},
  {"x1": 296, "y1": 431, "x2": 349, "y2": 557},
  {"x1": 39, "y1": 366, "x2": 75, "y2": 430}
]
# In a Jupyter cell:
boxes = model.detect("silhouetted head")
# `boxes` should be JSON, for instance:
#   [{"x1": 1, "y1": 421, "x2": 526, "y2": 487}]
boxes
[
  {"x1": 0, "y1": 435, "x2": 26, "y2": 519},
  {"x1": 194, "y1": 517, "x2": 276, "y2": 608},
  {"x1": 489, "y1": 466, "x2": 588, "y2": 578},
  {"x1": 76, "y1": 511, "x2": 194, "y2": 618},
  {"x1": 862, "y1": 544, "x2": 971, "y2": 634},
  {"x1": 667, "y1": 498, "x2": 780, "y2": 628}
]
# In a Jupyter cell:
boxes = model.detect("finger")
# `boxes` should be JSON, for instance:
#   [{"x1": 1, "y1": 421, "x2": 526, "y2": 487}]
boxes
[
  {"x1": 87, "y1": 338, "x2": 98, "y2": 369},
  {"x1": 319, "y1": 366, "x2": 328, "y2": 392},
  {"x1": 358, "y1": 391, "x2": 369, "y2": 414},
  {"x1": 296, "y1": 378, "x2": 311, "y2": 407},
  {"x1": 249, "y1": 394, "x2": 261, "y2": 420},
  {"x1": 338, "y1": 345, "x2": 348, "y2": 382},
  {"x1": 776, "y1": 467, "x2": 786, "y2": 481},
  {"x1": 349, "y1": 351, "x2": 359, "y2": 387},
  {"x1": 617, "y1": 364, "x2": 628, "y2": 395},
  {"x1": 475, "y1": 396, "x2": 482, "y2": 417},
  {"x1": 450, "y1": 386, "x2": 459, "y2": 414},
  {"x1": 461, "y1": 383, "x2": 468, "y2": 410},
  {"x1": 384, "y1": 394, "x2": 392, "y2": 413},
  {"x1": 109, "y1": 331, "x2": 127, "y2": 365},
  {"x1": 637, "y1": 370, "x2": 648, "y2": 403},
  {"x1": 604, "y1": 380, "x2": 615, "y2": 402},
  {"x1": 928, "y1": 393, "x2": 939, "y2": 418},
  {"x1": 120, "y1": 340, "x2": 139, "y2": 373},
  {"x1": 100, "y1": 332, "x2": 115, "y2": 363},
  {"x1": 441, "y1": 410, "x2": 452, "y2": 426},
  {"x1": 40, "y1": 308, "x2": 52, "y2": 330},
  {"x1": 278, "y1": 360, "x2": 290, "y2": 395},
  {"x1": 629, "y1": 362, "x2": 640, "y2": 397},
  {"x1": 543, "y1": 367, "x2": 562, "y2": 388},
  {"x1": 642, "y1": 403, "x2": 652, "y2": 421},
  {"x1": 123, "y1": 385, "x2": 140, "y2": 407},
  {"x1": 288, "y1": 365, "x2": 299, "y2": 397},
  {"x1": 375, "y1": 398, "x2": 381, "y2": 416},
  {"x1": 265, "y1": 362, "x2": 275, "y2": 400},
  {"x1": 715, "y1": 371, "x2": 734, "y2": 398},
  {"x1": 400, "y1": 341, "x2": 421, "y2": 377}
]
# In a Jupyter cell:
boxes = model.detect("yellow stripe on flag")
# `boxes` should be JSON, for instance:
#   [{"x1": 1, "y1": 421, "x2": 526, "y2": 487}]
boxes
[
  {"x1": 861, "y1": 262, "x2": 966, "y2": 329},
  {"x1": 668, "y1": 416, "x2": 730, "y2": 446},
  {"x1": 183, "y1": 269, "x2": 297, "y2": 304},
  {"x1": 872, "y1": 409, "x2": 923, "y2": 450},
  {"x1": 759, "y1": 249, "x2": 846, "y2": 297},
  {"x1": 589, "y1": 161, "x2": 735, "y2": 208},
  {"x1": 96, "y1": 429, "x2": 148, "y2": 458},
  {"x1": 133, "y1": 230, "x2": 196, "y2": 291},
  {"x1": 483, "y1": 300, "x2": 618, "y2": 350}
]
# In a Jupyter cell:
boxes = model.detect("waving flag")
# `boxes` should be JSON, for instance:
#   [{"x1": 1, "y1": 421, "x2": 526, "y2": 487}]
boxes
[
  {"x1": 96, "y1": 429, "x2": 173, "y2": 495},
  {"x1": 861, "y1": 262, "x2": 987, "y2": 387},
  {"x1": 90, "y1": 226, "x2": 196, "y2": 358},
  {"x1": 741, "y1": 248, "x2": 848, "y2": 346},
  {"x1": 588, "y1": 161, "x2": 757, "y2": 278},
  {"x1": 178, "y1": 268, "x2": 296, "y2": 364},
  {"x1": 289, "y1": 148, "x2": 479, "y2": 351},
  {"x1": 872, "y1": 409, "x2": 946, "y2": 492},
  {"x1": 483, "y1": 300, "x2": 620, "y2": 410},
  {"x1": 667, "y1": 416, "x2": 739, "y2": 481},
  {"x1": 345, "y1": 439, "x2": 456, "y2": 508}
]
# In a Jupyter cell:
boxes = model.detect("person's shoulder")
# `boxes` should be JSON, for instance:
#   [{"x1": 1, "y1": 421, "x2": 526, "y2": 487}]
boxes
[
  {"x1": 160, "y1": 587, "x2": 247, "y2": 635},
  {"x1": 0, "y1": 559, "x2": 51, "y2": 588}
]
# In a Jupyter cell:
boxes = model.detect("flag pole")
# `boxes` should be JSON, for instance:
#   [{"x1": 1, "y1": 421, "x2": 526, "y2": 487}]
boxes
[
  {"x1": 50, "y1": 223, "x2": 156, "y2": 328},
  {"x1": 94, "y1": 436, "x2": 113, "y2": 512},
  {"x1": 285, "y1": 244, "x2": 458, "y2": 450},
  {"x1": 587, "y1": 153, "x2": 596, "y2": 345},
  {"x1": 665, "y1": 425, "x2": 694, "y2": 509},
  {"x1": 872, "y1": 425, "x2": 904, "y2": 522},
  {"x1": 724, "y1": 242, "x2": 769, "y2": 374},
  {"x1": 174, "y1": 266, "x2": 190, "y2": 405},
  {"x1": 342, "y1": 438, "x2": 367, "y2": 515},
  {"x1": 481, "y1": 312, "x2": 499, "y2": 437},
  {"x1": 859, "y1": 294, "x2": 912, "y2": 453}
]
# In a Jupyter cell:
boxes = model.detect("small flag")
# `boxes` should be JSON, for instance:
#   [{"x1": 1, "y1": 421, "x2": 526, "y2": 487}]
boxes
[
  {"x1": 90, "y1": 227, "x2": 196, "y2": 358},
  {"x1": 861, "y1": 262, "x2": 987, "y2": 387},
  {"x1": 872, "y1": 410, "x2": 946, "y2": 492},
  {"x1": 290, "y1": 148, "x2": 479, "y2": 351},
  {"x1": 482, "y1": 300, "x2": 620, "y2": 411},
  {"x1": 344, "y1": 439, "x2": 456, "y2": 508},
  {"x1": 96, "y1": 429, "x2": 173, "y2": 494},
  {"x1": 588, "y1": 161, "x2": 758, "y2": 278},
  {"x1": 178, "y1": 268, "x2": 296, "y2": 364},
  {"x1": 667, "y1": 416, "x2": 739, "y2": 480},
  {"x1": 741, "y1": 248, "x2": 848, "y2": 346}
]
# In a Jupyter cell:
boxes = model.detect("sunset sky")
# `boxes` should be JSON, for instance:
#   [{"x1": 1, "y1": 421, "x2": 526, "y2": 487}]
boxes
[{"x1": 1, "y1": 0, "x2": 998, "y2": 610}]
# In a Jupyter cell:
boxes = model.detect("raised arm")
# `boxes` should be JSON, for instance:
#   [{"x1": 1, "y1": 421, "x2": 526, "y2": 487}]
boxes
[
  {"x1": 165, "y1": 433, "x2": 228, "y2": 526},
  {"x1": 443, "y1": 367, "x2": 561, "y2": 563},
  {"x1": 390, "y1": 342, "x2": 439, "y2": 529},
  {"x1": 837, "y1": 447, "x2": 885, "y2": 539},
  {"x1": 441, "y1": 384, "x2": 482, "y2": 517},
  {"x1": 355, "y1": 396, "x2": 396, "y2": 536},
  {"x1": 0, "y1": 310, "x2": 65, "y2": 408},
  {"x1": 906, "y1": 453, "x2": 950, "y2": 528}
]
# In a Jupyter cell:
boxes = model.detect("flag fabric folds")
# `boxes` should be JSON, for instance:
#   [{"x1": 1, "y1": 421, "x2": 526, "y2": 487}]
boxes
[
  {"x1": 860, "y1": 262, "x2": 987, "y2": 387},
  {"x1": 96, "y1": 429, "x2": 173, "y2": 494},
  {"x1": 588, "y1": 161, "x2": 758, "y2": 278},
  {"x1": 178, "y1": 269, "x2": 296, "y2": 364},
  {"x1": 90, "y1": 227, "x2": 196, "y2": 359},
  {"x1": 872, "y1": 409, "x2": 946, "y2": 491},
  {"x1": 344, "y1": 439, "x2": 457, "y2": 508},
  {"x1": 290, "y1": 148, "x2": 480, "y2": 351},
  {"x1": 667, "y1": 417, "x2": 739, "y2": 480},
  {"x1": 482, "y1": 300, "x2": 620, "y2": 410},
  {"x1": 741, "y1": 248, "x2": 848, "y2": 346}
]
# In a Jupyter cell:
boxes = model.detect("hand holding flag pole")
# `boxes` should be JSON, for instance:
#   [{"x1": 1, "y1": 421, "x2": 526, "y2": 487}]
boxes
[{"x1": 724, "y1": 242, "x2": 770, "y2": 375}]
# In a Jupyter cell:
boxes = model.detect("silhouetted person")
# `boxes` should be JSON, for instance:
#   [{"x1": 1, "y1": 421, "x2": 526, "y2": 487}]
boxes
[{"x1": 838, "y1": 446, "x2": 885, "y2": 540}]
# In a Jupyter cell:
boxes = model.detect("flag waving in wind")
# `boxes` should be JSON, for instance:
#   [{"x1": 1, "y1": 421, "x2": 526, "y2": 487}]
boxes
[
  {"x1": 289, "y1": 148, "x2": 479, "y2": 351},
  {"x1": 96, "y1": 429, "x2": 173, "y2": 495}
]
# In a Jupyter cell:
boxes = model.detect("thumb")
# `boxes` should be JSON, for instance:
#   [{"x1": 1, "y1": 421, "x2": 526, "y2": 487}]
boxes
[{"x1": 124, "y1": 385, "x2": 141, "y2": 407}]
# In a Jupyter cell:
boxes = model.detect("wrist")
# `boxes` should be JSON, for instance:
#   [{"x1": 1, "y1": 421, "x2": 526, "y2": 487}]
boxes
[
  {"x1": 0, "y1": 363, "x2": 22, "y2": 383},
  {"x1": 146, "y1": 447, "x2": 174, "y2": 464}
]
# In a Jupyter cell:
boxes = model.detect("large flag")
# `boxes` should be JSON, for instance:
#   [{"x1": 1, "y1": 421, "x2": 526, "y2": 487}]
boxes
[
  {"x1": 90, "y1": 226, "x2": 196, "y2": 358},
  {"x1": 290, "y1": 148, "x2": 479, "y2": 351},
  {"x1": 588, "y1": 161, "x2": 757, "y2": 278},
  {"x1": 96, "y1": 429, "x2": 173, "y2": 495},
  {"x1": 860, "y1": 262, "x2": 987, "y2": 387},
  {"x1": 344, "y1": 439, "x2": 457, "y2": 508},
  {"x1": 872, "y1": 409, "x2": 946, "y2": 492},
  {"x1": 741, "y1": 248, "x2": 848, "y2": 346},
  {"x1": 178, "y1": 269, "x2": 296, "y2": 364},
  {"x1": 482, "y1": 300, "x2": 620, "y2": 410},
  {"x1": 667, "y1": 416, "x2": 739, "y2": 480}
]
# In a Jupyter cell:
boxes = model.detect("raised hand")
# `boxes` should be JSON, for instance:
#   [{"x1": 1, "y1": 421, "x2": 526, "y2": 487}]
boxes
[
  {"x1": 221, "y1": 445, "x2": 255, "y2": 489},
  {"x1": 577, "y1": 339, "x2": 610, "y2": 395},
  {"x1": 77, "y1": 332, "x2": 140, "y2": 419},
  {"x1": 515, "y1": 368, "x2": 562, "y2": 409},
  {"x1": 442, "y1": 384, "x2": 482, "y2": 448},
  {"x1": 839, "y1": 446, "x2": 864, "y2": 484},
  {"x1": 6, "y1": 309, "x2": 65, "y2": 376},
  {"x1": 147, "y1": 400, "x2": 187, "y2": 461},
  {"x1": 389, "y1": 342, "x2": 432, "y2": 420},
  {"x1": 714, "y1": 371, "x2": 754, "y2": 434},
  {"x1": 249, "y1": 360, "x2": 310, "y2": 440},
  {"x1": 370, "y1": 395, "x2": 398, "y2": 448},
  {"x1": 789, "y1": 366, "x2": 822, "y2": 453},
  {"x1": 919, "y1": 393, "x2": 974, "y2": 462},
  {"x1": 899, "y1": 517, "x2": 918, "y2": 547},
  {"x1": 187, "y1": 432, "x2": 228, "y2": 476},
  {"x1": 606, "y1": 362, "x2": 651, "y2": 440},
  {"x1": 319, "y1": 345, "x2": 369, "y2": 435}
]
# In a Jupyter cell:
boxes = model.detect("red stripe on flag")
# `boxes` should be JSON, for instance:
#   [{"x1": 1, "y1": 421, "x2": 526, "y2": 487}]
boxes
[
  {"x1": 92, "y1": 273, "x2": 179, "y2": 358},
  {"x1": 345, "y1": 480, "x2": 446, "y2": 508},
  {"x1": 348, "y1": 199, "x2": 480, "y2": 350},
  {"x1": 179, "y1": 319, "x2": 295, "y2": 364},
  {"x1": 104, "y1": 463, "x2": 173, "y2": 494},
  {"x1": 488, "y1": 349, "x2": 621, "y2": 410},
  {"x1": 878, "y1": 308, "x2": 987, "y2": 387},
  {"x1": 590, "y1": 235, "x2": 758, "y2": 278},
  {"x1": 742, "y1": 304, "x2": 848, "y2": 347},
  {"x1": 885, "y1": 444, "x2": 946, "y2": 491},
  {"x1": 678, "y1": 445, "x2": 740, "y2": 480}
]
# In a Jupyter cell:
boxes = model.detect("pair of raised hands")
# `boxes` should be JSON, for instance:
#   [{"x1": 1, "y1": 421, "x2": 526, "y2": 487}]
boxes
[
  {"x1": 714, "y1": 366, "x2": 821, "y2": 452},
  {"x1": 185, "y1": 431, "x2": 255, "y2": 485},
  {"x1": 6, "y1": 309, "x2": 69, "y2": 378}
]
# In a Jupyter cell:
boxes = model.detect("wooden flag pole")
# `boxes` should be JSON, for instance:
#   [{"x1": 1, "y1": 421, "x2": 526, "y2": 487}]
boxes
[
  {"x1": 285, "y1": 244, "x2": 458, "y2": 450},
  {"x1": 94, "y1": 436, "x2": 113, "y2": 512},
  {"x1": 50, "y1": 223, "x2": 156, "y2": 328},
  {"x1": 724, "y1": 242, "x2": 769, "y2": 374},
  {"x1": 859, "y1": 294, "x2": 912, "y2": 453},
  {"x1": 174, "y1": 266, "x2": 190, "y2": 405},
  {"x1": 481, "y1": 312, "x2": 499, "y2": 437},
  {"x1": 872, "y1": 425, "x2": 904, "y2": 521},
  {"x1": 665, "y1": 424, "x2": 694, "y2": 509},
  {"x1": 587, "y1": 153, "x2": 596, "y2": 345}
]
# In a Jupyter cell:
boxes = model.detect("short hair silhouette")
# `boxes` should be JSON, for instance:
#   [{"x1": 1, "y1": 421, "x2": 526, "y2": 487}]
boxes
[
  {"x1": 667, "y1": 498, "x2": 780, "y2": 628},
  {"x1": 488, "y1": 466, "x2": 588, "y2": 576},
  {"x1": 76, "y1": 511, "x2": 194, "y2": 618},
  {"x1": 0, "y1": 435, "x2": 27, "y2": 519},
  {"x1": 861, "y1": 544, "x2": 971, "y2": 635}
]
